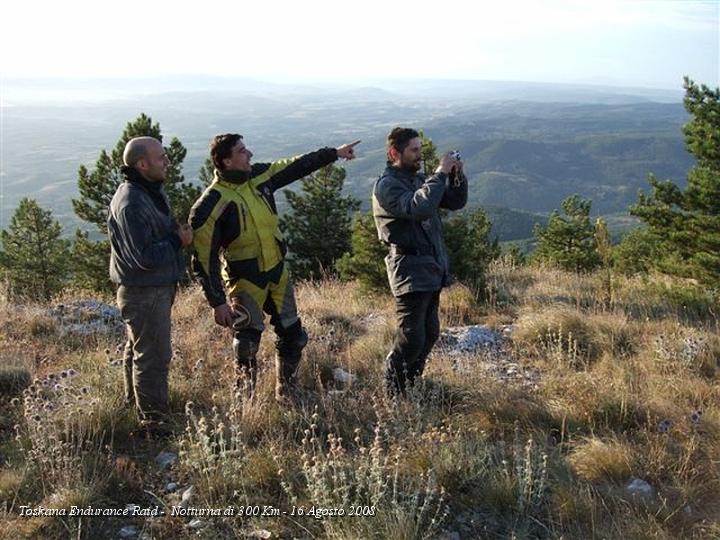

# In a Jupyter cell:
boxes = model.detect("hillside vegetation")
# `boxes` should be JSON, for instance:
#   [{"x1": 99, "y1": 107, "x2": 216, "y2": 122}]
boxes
[
  {"x1": 1, "y1": 263, "x2": 718, "y2": 539},
  {"x1": 0, "y1": 90, "x2": 692, "y2": 236}
]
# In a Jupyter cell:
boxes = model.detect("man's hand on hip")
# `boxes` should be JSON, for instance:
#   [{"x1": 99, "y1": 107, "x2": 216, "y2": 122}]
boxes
[
  {"x1": 214, "y1": 303, "x2": 235, "y2": 328},
  {"x1": 177, "y1": 224, "x2": 193, "y2": 247}
]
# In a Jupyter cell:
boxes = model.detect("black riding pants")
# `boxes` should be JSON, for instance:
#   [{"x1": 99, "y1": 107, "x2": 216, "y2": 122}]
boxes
[{"x1": 385, "y1": 290, "x2": 441, "y2": 395}]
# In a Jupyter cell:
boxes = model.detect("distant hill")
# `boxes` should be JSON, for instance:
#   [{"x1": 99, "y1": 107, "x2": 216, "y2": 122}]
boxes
[
  {"x1": 419, "y1": 101, "x2": 692, "y2": 214},
  {"x1": 479, "y1": 206, "x2": 549, "y2": 243},
  {"x1": 0, "y1": 80, "x2": 693, "y2": 242}
]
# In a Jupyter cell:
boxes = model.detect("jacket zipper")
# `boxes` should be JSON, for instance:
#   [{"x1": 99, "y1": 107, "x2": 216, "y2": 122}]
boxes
[{"x1": 240, "y1": 203, "x2": 247, "y2": 232}]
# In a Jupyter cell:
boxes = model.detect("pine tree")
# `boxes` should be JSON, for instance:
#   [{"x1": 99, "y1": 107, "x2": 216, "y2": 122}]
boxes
[
  {"x1": 74, "y1": 149, "x2": 119, "y2": 234},
  {"x1": 443, "y1": 209, "x2": 501, "y2": 297},
  {"x1": 337, "y1": 212, "x2": 388, "y2": 291},
  {"x1": 0, "y1": 199, "x2": 71, "y2": 301},
  {"x1": 198, "y1": 157, "x2": 215, "y2": 187},
  {"x1": 613, "y1": 227, "x2": 662, "y2": 275},
  {"x1": 419, "y1": 130, "x2": 440, "y2": 176},
  {"x1": 163, "y1": 137, "x2": 201, "y2": 224},
  {"x1": 280, "y1": 164, "x2": 361, "y2": 279},
  {"x1": 70, "y1": 230, "x2": 114, "y2": 294},
  {"x1": 630, "y1": 78, "x2": 720, "y2": 288},
  {"x1": 533, "y1": 194, "x2": 601, "y2": 272},
  {"x1": 503, "y1": 244, "x2": 527, "y2": 266},
  {"x1": 73, "y1": 113, "x2": 200, "y2": 233},
  {"x1": 71, "y1": 114, "x2": 200, "y2": 292}
]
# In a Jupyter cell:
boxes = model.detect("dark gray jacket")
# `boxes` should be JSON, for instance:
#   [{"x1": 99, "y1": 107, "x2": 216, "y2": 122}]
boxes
[
  {"x1": 372, "y1": 165, "x2": 468, "y2": 296},
  {"x1": 108, "y1": 176, "x2": 184, "y2": 287}
]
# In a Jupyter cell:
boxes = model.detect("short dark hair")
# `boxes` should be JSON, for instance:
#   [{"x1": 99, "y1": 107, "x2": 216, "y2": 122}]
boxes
[
  {"x1": 210, "y1": 133, "x2": 243, "y2": 170},
  {"x1": 386, "y1": 127, "x2": 420, "y2": 158}
]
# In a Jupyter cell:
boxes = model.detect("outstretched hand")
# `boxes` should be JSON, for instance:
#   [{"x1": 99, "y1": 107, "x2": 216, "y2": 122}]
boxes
[{"x1": 337, "y1": 140, "x2": 361, "y2": 160}]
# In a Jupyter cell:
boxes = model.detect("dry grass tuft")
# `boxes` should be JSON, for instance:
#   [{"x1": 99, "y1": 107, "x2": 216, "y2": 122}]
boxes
[
  {"x1": 439, "y1": 283, "x2": 480, "y2": 326},
  {"x1": 513, "y1": 306, "x2": 599, "y2": 367},
  {"x1": 568, "y1": 437, "x2": 635, "y2": 483}
]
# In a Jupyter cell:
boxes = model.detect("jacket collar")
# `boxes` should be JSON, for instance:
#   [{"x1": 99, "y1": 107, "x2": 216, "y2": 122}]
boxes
[
  {"x1": 121, "y1": 165, "x2": 162, "y2": 191},
  {"x1": 120, "y1": 166, "x2": 169, "y2": 215},
  {"x1": 214, "y1": 168, "x2": 250, "y2": 185},
  {"x1": 384, "y1": 165, "x2": 422, "y2": 181}
]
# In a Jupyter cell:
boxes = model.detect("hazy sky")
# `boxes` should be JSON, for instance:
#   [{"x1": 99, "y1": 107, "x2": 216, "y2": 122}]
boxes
[{"x1": 1, "y1": 0, "x2": 718, "y2": 89}]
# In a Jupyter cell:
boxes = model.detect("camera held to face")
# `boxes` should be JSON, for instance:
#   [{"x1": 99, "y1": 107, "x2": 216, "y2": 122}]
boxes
[{"x1": 450, "y1": 150, "x2": 462, "y2": 161}]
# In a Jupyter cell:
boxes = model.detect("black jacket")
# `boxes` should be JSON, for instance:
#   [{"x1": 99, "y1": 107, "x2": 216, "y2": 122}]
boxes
[
  {"x1": 372, "y1": 165, "x2": 467, "y2": 296},
  {"x1": 107, "y1": 168, "x2": 184, "y2": 286}
]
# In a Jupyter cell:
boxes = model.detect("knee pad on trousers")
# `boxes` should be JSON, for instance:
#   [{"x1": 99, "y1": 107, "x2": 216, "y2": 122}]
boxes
[
  {"x1": 396, "y1": 327, "x2": 425, "y2": 361},
  {"x1": 275, "y1": 320, "x2": 308, "y2": 359},
  {"x1": 233, "y1": 330, "x2": 261, "y2": 367},
  {"x1": 233, "y1": 333, "x2": 260, "y2": 393},
  {"x1": 275, "y1": 321, "x2": 307, "y2": 397}
]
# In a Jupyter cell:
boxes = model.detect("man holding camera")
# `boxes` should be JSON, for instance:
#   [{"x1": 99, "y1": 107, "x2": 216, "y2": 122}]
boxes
[
  {"x1": 372, "y1": 127, "x2": 467, "y2": 396},
  {"x1": 108, "y1": 136, "x2": 193, "y2": 435},
  {"x1": 189, "y1": 134, "x2": 359, "y2": 403}
]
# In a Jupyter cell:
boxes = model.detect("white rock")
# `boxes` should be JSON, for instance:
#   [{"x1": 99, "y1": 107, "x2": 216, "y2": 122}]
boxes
[
  {"x1": 155, "y1": 451, "x2": 178, "y2": 470},
  {"x1": 179, "y1": 486, "x2": 194, "y2": 508},
  {"x1": 187, "y1": 519, "x2": 204, "y2": 529},
  {"x1": 49, "y1": 300, "x2": 123, "y2": 335},
  {"x1": 625, "y1": 477, "x2": 655, "y2": 497},
  {"x1": 332, "y1": 367, "x2": 356, "y2": 384},
  {"x1": 119, "y1": 525, "x2": 138, "y2": 538},
  {"x1": 247, "y1": 530, "x2": 273, "y2": 539},
  {"x1": 166, "y1": 482, "x2": 178, "y2": 492},
  {"x1": 438, "y1": 325, "x2": 504, "y2": 357}
]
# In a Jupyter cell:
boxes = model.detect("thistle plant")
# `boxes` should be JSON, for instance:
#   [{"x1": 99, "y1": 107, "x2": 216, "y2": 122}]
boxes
[
  {"x1": 276, "y1": 409, "x2": 448, "y2": 539},
  {"x1": 178, "y1": 401, "x2": 250, "y2": 505},
  {"x1": 544, "y1": 328, "x2": 582, "y2": 369},
  {"x1": 13, "y1": 369, "x2": 107, "y2": 495}
]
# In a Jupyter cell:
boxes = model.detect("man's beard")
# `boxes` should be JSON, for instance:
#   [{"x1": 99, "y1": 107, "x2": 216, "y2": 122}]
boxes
[
  {"x1": 400, "y1": 158, "x2": 422, "y2": 172},
  {"x1": 147, "y1": 167, "x2": 167, "y2": 182}
]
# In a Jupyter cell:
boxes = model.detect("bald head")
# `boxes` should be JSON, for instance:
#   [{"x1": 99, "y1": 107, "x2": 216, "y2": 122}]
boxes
[
  {"x1": 123, "y1": 137, "x2": 169, "y2": 182},
  {"x1": 123, "y1": 137, "x2": 163, "y2": 167}
]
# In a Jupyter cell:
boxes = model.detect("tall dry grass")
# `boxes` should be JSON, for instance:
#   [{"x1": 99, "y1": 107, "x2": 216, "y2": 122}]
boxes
[{"x1": 0, "y1": 267, "x2": 718, "y2": 539}]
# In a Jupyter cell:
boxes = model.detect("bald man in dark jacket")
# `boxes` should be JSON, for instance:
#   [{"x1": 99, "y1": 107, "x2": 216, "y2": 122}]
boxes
[{"x1": 108, "y1": 136, "x2": 193, "y2": 435}]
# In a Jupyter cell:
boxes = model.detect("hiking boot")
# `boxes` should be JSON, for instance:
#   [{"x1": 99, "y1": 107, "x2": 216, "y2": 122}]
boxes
[{"x1": 141, "y1": 420, "x2": 175, "y2": 440}]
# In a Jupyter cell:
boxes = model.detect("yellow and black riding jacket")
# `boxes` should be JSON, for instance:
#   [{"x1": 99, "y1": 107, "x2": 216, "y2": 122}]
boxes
[{"x1": 189, "y1": 148, "x2": 338, "y2": 307}]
